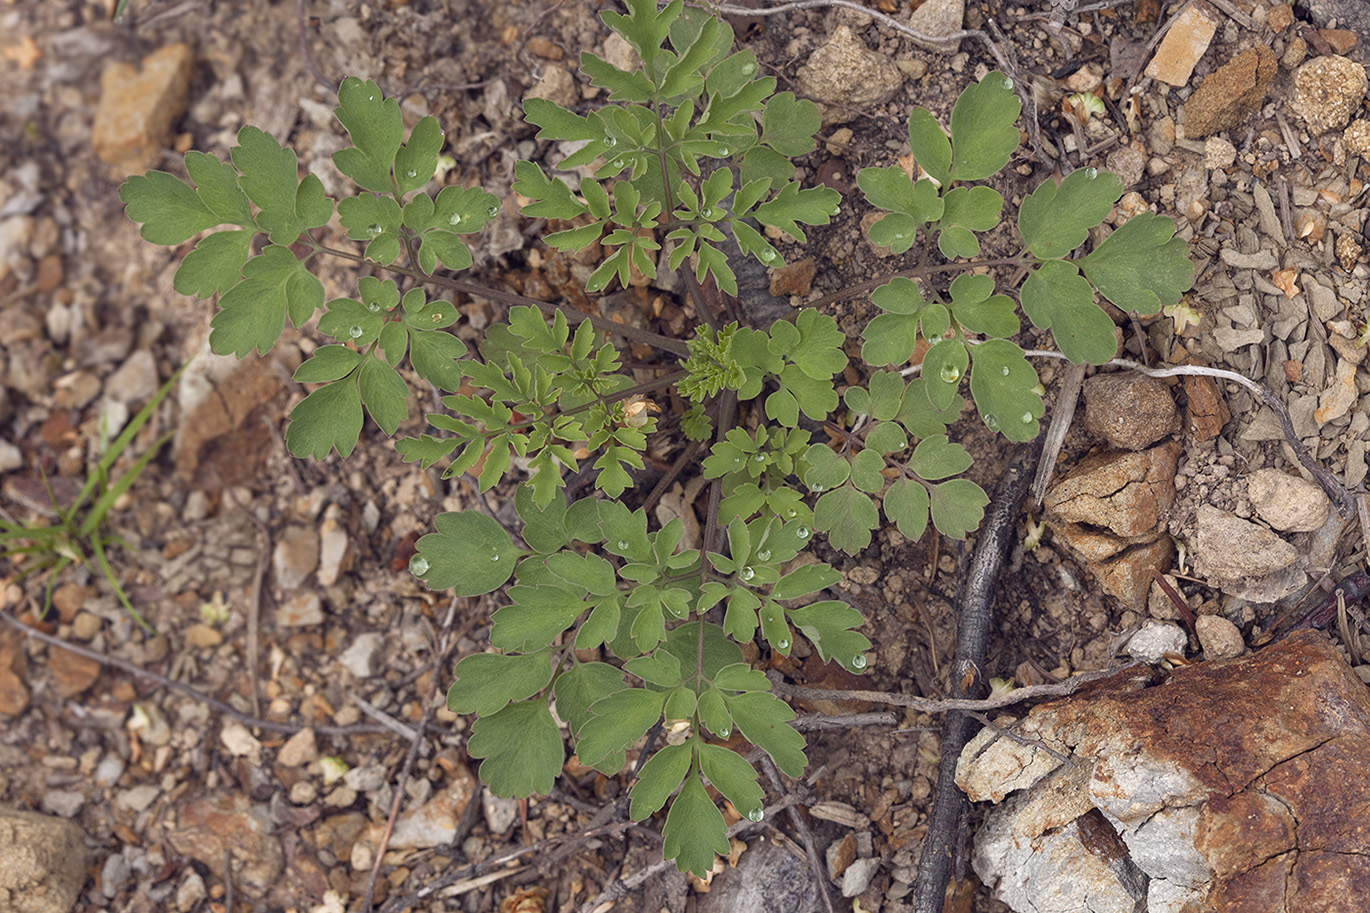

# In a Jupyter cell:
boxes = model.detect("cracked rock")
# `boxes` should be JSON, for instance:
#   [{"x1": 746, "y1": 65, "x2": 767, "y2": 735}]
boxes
[
  {"x1": 958, "y1": 631, "x2": 1370, "y2": 913},
  {"x1": 1191, "y1": 504, "x2": 1302, "y2": 602},
  {"x1": 1245, "y1": 469, "x2": 1330, "y2": 533},
  {"x1": 0, "y1": 806, "x2": 89, "y2": 913},
  {"x1": 1083, "y1": 373, "x2": 1179, "y2": 451}
]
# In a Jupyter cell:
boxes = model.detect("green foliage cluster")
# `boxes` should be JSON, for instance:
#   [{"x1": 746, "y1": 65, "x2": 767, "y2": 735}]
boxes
[{"x1": 119, "y1": 0, "x2": 1193, "y2": 878}]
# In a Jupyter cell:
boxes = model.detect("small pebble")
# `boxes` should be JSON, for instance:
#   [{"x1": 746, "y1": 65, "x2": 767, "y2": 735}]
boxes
[
  {"x1": 1196, "y1": 615, "x2": 1245, "y2": 659},
  {"x1": 1127, "y1": 621, "x2": 1187, "y2": 664}
]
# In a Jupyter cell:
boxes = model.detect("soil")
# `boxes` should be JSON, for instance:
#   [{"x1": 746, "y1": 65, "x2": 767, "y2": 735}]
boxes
[{"x1": 1, "y1": 2, "x2": 1368, "y2": 913}]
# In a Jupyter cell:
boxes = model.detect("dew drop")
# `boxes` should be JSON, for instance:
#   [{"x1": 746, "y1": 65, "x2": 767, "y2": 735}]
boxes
[
  {"x1": 776, "y1": 639, "x2": 789, "y2": 650},
  {"x1": 741, "y1": 62, "x2": 756, "y2": 76},
  {"x1": 348, "y1": 325, "x2": 363, "y2": 339},
  {"x1": 366, "y1": 302, "x2": 380, "y2": 313},
  {"x1": 604, "y1": 135, "x2": 617, "y2": 148},
  {"x1": 851, "y1": 654, "x2": 868, "y2": 670},
  {"x1": 1085, "y1": 167, "x2": 1099, "y2": 179},
  {"x1": 701, "y1": 207, "x2": 714, "y2": 219},
  {"x1": 611, "y1": 159, "x2": 624, "y2": 169},
  {"x1": 983, "y1": 414, "x2": 1000, "y2": 430},
  {"x1": 367, "y1": 223, "x2": 383, "y2": 236},
  {"x1": 486, "y1": 204, "x2": 500, "y2": 217},
  {"x1": 1020, "y1": 412, "x2": 1034, "y2": 424},
  {"x1": 796, "y1": 526, "x2": 811, "y2": 540},
  {"x1": 747, "y1": 808, "x2": 764, "y2": 822},
  {"x1": 785, "y1": 509, "x2": 798, "y2": 519},
  {"x1": 1001, "y1": 365, "x2": 1011, "y2": 376},
  {"x1": 740, "y1": 566, "x2": 755, "y2": 581},
  {"x1": 757, "y1": 549, "x2": 771, "y2": 561},
  {"x1": 719, "y1": 727, "x2": 731, "y2": 738},
  {"x1": 926, "y1": 334, "x2": 942, "y2": 345},
  {"x1": 405, "y1": 169, "x2": 417, "y2": 179},
  {"x1": 811, "y1": 483, "x2": 824, "y2": 492},
  {"x1": 490, "y1": 553, "x2": 500, "y2": 562},
  {"x1": 753, "y1": 453, "x2": 766, "y2": 462},
  {"x1": 408, "y1": 555, "x2": 429, "y2": 576},
  {"x1": 760, "y1": 249, "x2": 776, "y2": 262},
  {"x1": 368, "y1": 94, "x2": 375, "y2": 101},
  {"x1": 831, "y1": 205, "x2": 841, "y2": 216},
  {"x1": 1001, "y1": 76, "x2": 1014, "y2": 91},
  {"x1": 617, "y1": 540, "x2": 629, "y2": 550},
  {"x1": 939, "y1": 364, "x2": 961, "y2": 384},
  {"x1": 448, "y1": 213, "x2": 463, "y2": 226},
  {"x1": 718, "y1": 147, "x2": 730, "y2": 156}
]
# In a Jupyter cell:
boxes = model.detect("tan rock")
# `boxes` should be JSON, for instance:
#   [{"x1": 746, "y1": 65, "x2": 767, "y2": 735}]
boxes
[
  {"x1": 769, "y1": 258, "x2": 817, "y2": 297},
  {"x1": 0, "y1": 633, "x2": 29, "y2": 717},
  {"x1": 1192, "y1": 504, "x2": 1297, "y2": 580},
  {"x1": 92, "y1": 44, "x2": 194, "y2": 174},
  {"x1": 1044, "y1": 441, "x2": 1181, "y2": 541},
  {"x1": 796, "y1": 26, "x2": 904, "y2": 125},
  {"x1": 1082, "y1": 373, "x2": 1179, "y2": 451},
  {"x1": 0, "y1": 806, "x2": 89, "y2": 913},
  {"x1": 1246, "y1": 468, "x2": 1331, "y2": 532},
  {"x1": 1183, "y1": 46, "x2": 1277, "y2": 138},
  {"x1": 184, "y1": 623, "x2": 223, "y2": 648},
  {"x1": 1292, "y1": 55, "x2": 1369, "y2": 136},
  {"x1": 276, "y1": 728, "x2": 318, "y2": 767},
  {"x1": 1266, "y1": 1, "x2": 1294, "y2": 31},
  {"x1": 1314, "y1": 358, "x2": 1359, "y2": 424},
  {"x1": 1195, "y1": 614, "x2": 1244, "y2": 659},
  {"x1": 1145, "y1": 3, "x2": 1219, "y2": 87},
  {"x1": 1346, "y1": 120, "x2": 1370, "y2": 159},
  {"x1": 166, "y1": 793, "x2": 284, "y2": 902}
]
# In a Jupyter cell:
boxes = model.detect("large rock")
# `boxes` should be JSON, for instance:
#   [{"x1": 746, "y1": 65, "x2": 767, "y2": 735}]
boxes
[
  {"x1": 0, "y1": 806, "x2": 89, "y2": 913},
  {"x1": 1082, "y1": 373, "x2": 1179, "y2": 451},
  {"x1": 795, "y1": 26, "x2": 903, "y2": 125},
  {"x1": 1245, "y1": 469, "x2": 1330, "y2": 533},
  {"x1": 1292, "y1": 55, "x2": 1368, "y2": 136},
  {"x1": 959, "y1": 631, "x2": 1370, "y2": 913},
  {"x1": 1183, "y1": 46, "x2": 1277, "y2": 138},
  {"x1": 1191, "y1": 504, "x2": 1302, "y2": 602},
  {"x1": 92, "y1": 44, "x2": 194, "y2": 174}
]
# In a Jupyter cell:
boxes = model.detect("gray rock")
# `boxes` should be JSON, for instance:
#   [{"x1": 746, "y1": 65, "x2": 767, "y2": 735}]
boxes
[
  {"x1": 906, "y1": 0, "x2": 965, "y2": 53},
  {"x1": 0, "y1": 440, "x2": 21, "y2": 474},
  {"x1": 115, "y1": 784, "x2": 160, "y2": 813},
  {"x1": 0, "y1": 805, "x2": 90, "y2": 913},
  {"x1": 344, "y1": 763, "x2": 387, "y2": 793},
  {"x1": 1212, "y1": 326, "x2": 1265, "y2": 351},
  {"x1": 1218, "y1": 247, "x2": 1278, "y2": 270},
  {"x1": 105, "y1": 350, "x2": 159, "y2": 405},
  {"x1": 272, "y1": 525, "x2": 319, "y2": 591},
  {"x1": 100, "y1": 850, "x2": 130, "y2": 899},
  {"x1": 94, "y1": 755, "x2": 126, "y2": 787},
  {"x1": 1127, "y1": 621, "x2": 1187, "y2": 664},
  {"x1": 39, "y1": 790, "x2": 85, "y2": 818},
  {"x1": 1191, "y1": 504, "x2": 1297, "y2": 579},
  {"x1": 841, "y1": 856, "x2": 880, "y2": 897},
  {"x1": 1306, "y1": 0, "x2": 1370, "y2": 33},
  {"x1": 697, "y1": 836, "x2": 823, "y2": 913},
  {"x1": 1245, "y1": 468, "x2": 1331, "y2": 532},
  {"x1": 277, "y1": 593, "x2": 323, "y2": 627},
  {"x1": 482, "y1": 790, "x2": 519, "y2": 836},
  {"x1": 1082, "y1": 373, "x2": 1178, "y2": 451},
  {"x1": 316, "y1": 505, "x2": 349, "y2": 587},
  {"x1": 176, "y1": 870, "x2": 207, "y2": 913},
  {"x1": 338, "y1": 632, "x2": 385, "y2": 678},
  {"x1": 795, "y1": 26, "x2": 904, "y2": 125},
  {"x1": 1195, "y1": 615, "x2": 1244, "y2": 659}
]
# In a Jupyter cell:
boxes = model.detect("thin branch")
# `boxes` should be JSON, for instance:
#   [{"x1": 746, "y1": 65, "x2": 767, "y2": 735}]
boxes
[
  {"x1": 759, "y1": 755, "x2": 836, "y2": 913},
  {"x1": 1030, "y1": 361, "x2": 1085, "y2": 507},
  {"x1": 296, "y1": 0, "x2": 333, "y2": 92},
  {"x1": 0, "y1": 613, "x2": 390, "y2": 737}
]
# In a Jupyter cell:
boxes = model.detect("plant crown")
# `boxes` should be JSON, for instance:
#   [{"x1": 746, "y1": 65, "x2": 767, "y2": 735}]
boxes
[{"x1": 119, "y1": 0, "x2": 1193, "y2": 877}]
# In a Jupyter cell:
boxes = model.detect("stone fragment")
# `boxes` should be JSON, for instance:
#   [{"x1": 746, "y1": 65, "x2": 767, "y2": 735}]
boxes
[
  {"x1": 0, "y1": 632, "x2": 29, "y2": 716},
  {"x1": 1087, "y1": 536, "x2": 1175, "y2": 613},
  {"x1": 176, "y1": 870, "x2": 207, "y2": 913},
  {"x1": 175, "y1": 356, "x2": 284, "y2": 488},
  {"x1": 960, "y1": 632, "x2": 1370, "y2": 913},
  {"x1": 1203, "y1": 135, "x2": 1236, "y2": 169},
  {"x1": 1305, "y1": 0, "x2": 1370, "y2": 35},
  {"x1": 1319, "y1": 29, "x2": 1358, "y2": 55},
  {"x1": 1145, "y1": 3, "x2": 1219, "y2": 87},
  {"x1": 905, "y1": 0, "x2": 965, "y2": 54},
  {"x1": 841, "y1": 857, "x2": 880, "y2": 897},
  {"x1": 47, "y1": 647, "x2": 100, "y2": 698},
  {"x1": 0, "y1": 806, "x2": 89, "y2": 913},
  {"x1": 277, "y1": 593, "x2": 324, "y2": 627},
  {"x1": 1183, "y1": 46, "x2": 1277, "y2": 138},
  {"x1": 1082, "y1": 373, "x2": 1178, "y2": 451},
  {"x1": 361, "y1": 766, "x2": 477, "y2": 850},
  {"x1": 92, "y1": 44, "x2": 194, "y2": 174},
  {"x1": 1281, "y1": 35, "x2": 1307, "y2": 71},
  {"x1": 482, "y1": 790, "x2": 520, "y2": 836},
  {"x1": 166, "y1": 793, "x2": 283, "y2": 903},
  {"x1": 39, "y1": 790, "x2": 84, "y2": 819},
  {"x1": 316, "y1": 506, "x2": 350, "y2": 587},
  {"x1": 99, "y1": 852, "x2": 130, "y2": 899},
  {"x1": 105, "y1": 350, "x2": 159, "y2": 405},
  {"x1": 795, "y1": 26, "x2": 904, "y2": 125},
  {"x1": 1347, "y1": 120, "x2": 1370, "y2": 158},
  {"x1": 1184, "y1": 372, "x2": 1230, "y2": 440},
  {"x1": 1246, "y1": 468, "x2": 1331, "y2": 532},
  {"x1": 523, "y1": 64, "x2": 578, "y2": 109},
  {"x1": 184, "y1": 624, "x2": 222, "y2": 648},
  {"x1": 1313, "y1": 358, "x2": 1358, "y2": 424},
  {"x1": 116, "y1": 785, "x2": 160, "y2": 813},
  {"x1": 1195, "y1": 614, "x2": 1244, "y2": 659},
  {"x1": 1104, "y1": 143, "x2": 1146, "y2": 188},
  {"x1": 769, "y1": 258, "x2": 817, "y2": 297},
  {"x1": 1126, "y1": 620, "x2": 1187, "y2": 664},
  {"x1": 276, "y1": 728, "x2": 318, "y2": 768},
  {"x1": 0, "y1": 441, "x2": 20, "y2": 475},
  {"x1": 220, "y1": 720, "x2": 262, "y2": 760},
  {"x1": 697, "y1": 837, "x2": 822, "y2": 913},
  {"x1": 1292, "y1": 55, "x2": 1368, "y2": 136},
  {"x1": 1218, "y1": 247, "x2": 1277, "y2": 270},
  {"x1": 338, "y1": 632, "x2": 385, "y2": 678},
  {"x1": 1267, "y1": 2, "x2": 1294, "y2": 31},
  {"x1": 1192, "y1": 503, "x2": 1298, "y2": 583},
  {"x1": 1044, "y1": 442, "x2": 1181, "y2": 541},
  {"x1": 273, "y1": 525, "x2": 319, "y2": 592},
  {"x1": 827, "y1": 833, "x2": 857, "y2": 880}
]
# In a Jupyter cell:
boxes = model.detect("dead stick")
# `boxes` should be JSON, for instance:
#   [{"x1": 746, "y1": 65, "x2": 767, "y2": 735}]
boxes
[{"x1": 759, "y1": 755, "x2": 836, "y2": 913}]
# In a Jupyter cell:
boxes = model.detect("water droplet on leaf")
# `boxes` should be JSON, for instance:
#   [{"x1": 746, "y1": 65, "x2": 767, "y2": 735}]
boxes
[
  {"x1": 753, "y1": 453, "x2": 765, "y2": 462},
  {"x1": 604, "y1": 135, "x2": 617, "y2": 148},
  {"x1": 983, "y1": 414, "x2": 999, "y2": 430},
  {"x1": 747, "y1": 808, "x2": 764, "y2": 822},
  {"x1": 367, "y1": 223, "x2": 382, "y2": 236},
  {"x1": 719, "y1": 727, "x2": 731, "y2": 738},
  {"x1": 939, "y1": 364, "x2": 961, "y2": 384},
  {"x1": 1085, "y1": 167, "x2": 1098, "y2": 179},
  {"x1": 796, "y1": 526, "x2": 811, "y2": 540},
  {"x1": 448, "y1": 213, "x2": 462, "y2": 226},
  {"x1": 851, "y1": 654, "x2": 867, "y2": 670},
  {"x1": 487, "y1": 204, "x2": 500, "y2": 217},
  {"x1": 1001, "y1": 76, "x2": 1014, "y2": 90},
  {"x1": 785, "y1": 509, "x2": 798, "y2": 519},
  {"x1": 926, "y1": 334, "x2": 942, "y2": 345},
  {"x1": 490, "y1": 553, "x2": 500, "y2": 562},
  {"x1": 366, "y1": 302, "x2": 380, "y2": 312},
  {"x1": 408, "y1": 555, "x2": 429, "y2": 576},
  {"x1": 740, "y1": 566, "x2": 754, "y2": 581},
  {"x1": 757, "y1": 550, "x2": 771, "y2": 561},
  {"x1": 617, "y1": 540, "x2": 629, "y2": 550},
  {"x1": 405, "y1": 169, "x2": 417, "y2": 179},
  {"x1": 776, "y1": 639, "x2": 789, "y2": 650},
  {"x1": 718, "y1": 147, "x2": 730, "y2": 156},
  {"x1": 701, "y1": 207, "x2": 714, "y2": 219},
  {"x1": 811, "y1": 483, "x2": 824, "y2": 492},
  {"x1": 348, "y1": 326, "x2": 363, "y2": 339},
  {"x1": 1020, "y1": 412, "x2": 1034, "y2": 424},
  {"x1": 1001, "y1": 365, "x2": 1011, "y2": 376},
  {"x1": 741, "y1": 62, "x2": 756, "y2": 76},
  {"x1": 760, "y1": 249, "x2": 776, "y2": 262},
  {"x1": 611, "y1": 159, "x2": 624, "y2": 169}
]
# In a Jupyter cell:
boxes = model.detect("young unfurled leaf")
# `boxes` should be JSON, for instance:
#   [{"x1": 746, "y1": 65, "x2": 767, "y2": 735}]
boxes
[
  {"x1": 1019, "y1": 259, "x2": 1117, "y2": 365},
  {"x1": 968, "y1": 338, "x2": 1044, "y2": 442},
  {"x1": 948, "y1": 70, "x2": 1021, "y2": 181},
  {"x1": 1017, "y1": 167, "x2": 1123, "y2": 259},
  {"x1": 629, "y1": 742, "x2": 693, "y2": 819},
  {"x1": 447, "y1": 649, "x2": 554, "y2": 717},
  {"x1": 412, "y1": 510, "x2": 520, "y2": 595},
  {"x1": 813, "y1": 483, "x2": 879, "y2": 554},
  {"x1": 332, "y1": 77, "x2": 404, "y2": 194},
  {"x1": 466, "y1": 699, "x2": 564, "y2": 798},
  {"x1": 1079, "y1": 212, "x2": 1195, "y2": 315},
  {"x1": 210, "y1": 245, "x2": 324, "y2": 357},
  {"x1": 662, "y1": 773, "x2": 730, "y2": 877},
  {"x1": 929, "y1": 478, "x2": 990, "y2": 539}
]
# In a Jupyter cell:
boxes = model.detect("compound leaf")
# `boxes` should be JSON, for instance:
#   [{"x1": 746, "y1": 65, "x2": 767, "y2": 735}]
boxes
[
  {"x1": 183, "y1": 150, "x2": 253, "y2": 225},
  {"x1": 231, "y1": 126, "x2": 314, "y2": 244},
  {"x1": 1019, "y1": 259, "x2": 1117, "y2": 365},
  {"x1": 466, "y1": 699, "x2": 564, "y2": 798},
  {"x1": 211, "y1": 245, "x2": 323, "y2": 357},
  {"x1": 753, "y1": 181, "x2": 838, "y2": 243},
  {"x1": 663, "y1": 774, "x2": 729, "y2": 878},
  {"x1": 293, "y1": 345, "x2": 363, "y2": 383},
  {"x1": 358, "y1": 357, "x2": 409, "y2": 435},
  {"x1": 786, "y1": 600, "x2": 870, "y2": 672},
  {"x1": 412, "y1": 510, "x2": 520, "y2": 595},
  {"x1": 921, "y1": 340, "x2": 968, "y2": 411},
  {"x1": 1017, "y1": 167, "x2": 1122, "y2": 259},
  {"x1": 491, "y1": 585, "x2": 587, "y2": 653},
  {"x1": 408, "y1": 328, "x2": 468, "y2": 392},
  {"x1": 1079, "y1": 211, "x2": 1194, "y2": 316},
  {"x1": 772, "y1": 562, "x2": 841, "y2": 601},
  {"x1": 447, "y1": 650, "x2": 554, "y2": 717},
  {"x1": 948, "y1": 71, "x2": 1021, "y2": 181}
]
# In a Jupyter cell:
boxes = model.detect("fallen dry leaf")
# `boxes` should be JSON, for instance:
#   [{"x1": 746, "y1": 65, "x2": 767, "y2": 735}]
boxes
[{"x1": 1272, "y1": 268, "x2": 1299, "y2": 298}]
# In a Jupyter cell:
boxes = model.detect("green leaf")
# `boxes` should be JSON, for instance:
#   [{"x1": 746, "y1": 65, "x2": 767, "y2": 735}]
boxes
[
  {"x1": 285, "y1": 376, "x2": 363, "y2": 460},
  {"x1": 938, "y1": 185, "x2": 1003, "y2": 258},
  {"x1": 814, "y1": 484, "x2": 880, "y2": 554},
  {"x1": 293, "y1": 345, "x2": 363, "y2": 383},
  {"x1": 772, "y1": 563, "x2": 841, "y2": 600},
  {"x1": 578, "y1": 688, "x2": 666, "y2": 769},
  {"x1": 803, "y1": 444, "x2": 851, "y2": 492},
  {"x1": 896, "y1": 377, "x2": 963, "y2": 437},
  {"x1": 318, "y1": 296, "x2": 384, "y2": 346},
  {"x1": 546, "y1": 552, "x2": 618, "y2": 596},
  {"x1": 447, "y1": 649, "x2": 554, "y2": 717},
  {"x1": 907, "y1": 434, "x2": 972, "y2": 480},
  {"x1": 1019, "y1": 259, "x2": 1117, "y2": 365},
  {"x1": 625, "y1": 650, "x2": 683, "y2": 688},
  {"x1": 883, "y1": 478, "x2": 930, "y2": 540},
  {"x1": 523, "y1": 97, "x2": 600, "y2": 142},
  {"x1": 492, "y1": 585, "x2": 587, "y2": 652},
  {"x1": 726, "y1": 690, "x2": 805, "y2": 777},
  {"x1": 698, "y1": 743, "x2": 764, "y2": 819},
  {"x1": 1017, "y1": 167, "x2": 1123, "y2": 259},
  {"x1": 183, "y1": 150, "x2": 253, "y2": 225},
  {"x1": 921, "y1": 340, "x2": 968, "y2": 411},
  {"x1": 413, "y1": 511, "x2": 519, "y2": 595},
  {"x1": 119, "y1": 170, "x2": 220, "y2": 245},
  {"x1": 357, "y1": 358, "x2": 409, "y2": 434},
  {"x1": 948, "y1": 70, "x2": 1021, "y2": 181},
  {"x1": 774, "y1": 310, "x2": 847, "y2": 380},
  {"x1": 937, "y1": 225, "x2": 980, "y2": 259},
  {"x1": 513, "y1": 160, "x2": 591, "y2": 222},
  {"x1": 929, "y1": 478, "x2": 990, "y2": 539},
  {"x1": 467, "y1": 699, "x2": 564, "y2": 797},
  {"x1": 786, "y1": 600, "x2": 871, "y2": 671},
  {"x1": 865, "y1": 421, "x2": 907, "y2": 455},
  {"x1": 174, "y1": 230, "x2": 254, "y2": 297},
  {"x1": 581, "y1": 52, "x2": 656, "y2": 102},
  {"x1": 554, "y1": 661, "x2": 624, "y2": 737},
  {"x1": 1079, "y1": 212, "x2": 1195, "y2": 315},
  {"x1": 394, "y1": 116, "x2": 443, "y2": 193},
  {"x1": 663, "y1": 774, "x2": 730, "y2": 877},
  {"x1": 332, "y1": 77, "x2": 404, "y2": 193},
  {"x1": 760, "y1": 92, "x2": 819, "y2": 156},
  {"x1": 629, "y1": 742, "x2": 693, "y2": 819},
  {"x1": 602, "y1": 0, "x2": 677, "y2": 75},
  {"x1": 968, "y1": 338, "x2": 1044, "y2": 441},
  {"x1": 408, "y1": 329, "x2": 468, "y2": 392},
  {"x1": 231, "y1": 126, "x2": 318, "y2": 244},
  {"x1": 850, "y1": 449, "x2": 886, "y2": 493},
  {"x1": 948, "y1": 274, "x2": 1019, "y2": 338},
  {"x1": 661, "y1": 621, "x2": 745, "y2": 686},
  {"x1": 753, "y1": 182, "x2": 839, "y2": 242},
  {"x1": 906, "y1": 107, "x2": 951, "y2": 188}
]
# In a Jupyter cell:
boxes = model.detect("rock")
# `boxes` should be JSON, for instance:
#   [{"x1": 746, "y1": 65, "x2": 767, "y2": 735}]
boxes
[
  {"x1": 1267, "y1": 2, "x2": 1295, "y2": 31},
  {"x1": 1313, "y1": 358, "x2": 1358, "y2": 424},
  {"x1": 905, "y1": 0, "x2": 965, "y2": 54},
  {"x1": 277, "y1": 728, "x2": 318, "y2": 768},
  {"x1": 960, "y1": 632, "x2": 1370, "y2": 913},
  {"x1": 1082, "y1": 373, "x2": 1178, "y2": 451},
  {"x1": 1246, "y1": 469, "x2": 1331, "y2": 532},
  {"x1": 1347, "y1": 120, "x2": 1370, "y2": 158},
  {"x1": 105, "y1": 350, "x2": 159, "y2": 405},
  {"x1": 184, "y1": 623, "x2": 222, "y2": 648},
  {"x1": 697, "y1": 835, "x2": 824, "y2": 913},
  {"x1": 1184, "y1": 372, "x2": 1230, "y2": 441},
  {"x1": 166, "y1": 793, "x2": 284, "y2": 903},
  {"x1": 1292, "y1": 56, "x2": 1368, "y2": 136},
  {"x1": 826, "y1": 833, "x2": 857, "y2": 880},
  {"x1": 1203, "y1": 135, "x2": 1236, "y2": 170},
  {"x1": 1045, "y1": 442, "x2": 1181, "y2": 541},
  {"x1": 0, "y1": 214, "x2": 34, "y2": 285},
  {"x1": 0, "y1": 632, "x2": 29, "y2": 716},
  {"x1": 1195, "y1": 615, "x2": 1244, "y2": 659},
  {"x1": 795, "y1": 26, "x2": 904, "y2": 125},
  {"x1": 273, "y1": 525, "x2": 319, "y2": 592},
  {"x1": 99, "y1": 851, "x2": 130, "y2": 898},
  {"x1": 0, "y1": 805, "x2": 89, "y2": 913},
  {"x1": 361, "y1": 766, "x2": 477, "y2": 850},
  {"x1": 1104, "y1": 143, "x2": 1146, "y2": 188},
  {"x1": 71, "y1": 612, "x2": 102, "y2": 640},
  {"x1": 94, "y1": 756, "x2": 126, "y2": 788},
  {"x1": 116, "y1": 784, "x2": 160, "y2": 813},
  {"x1": 1191, "y1": 504, "x2": 1301, "y2": 602},
  {"x1": 278, "y1": 593, "x2": 324, "y2": 627},
  {"x1": 1182, "y1": 46, "x2": 1277, "y2": 138},
  {"x1": 1305, "y1": 0, "x2": 1370, "y2": 36},
  {"x1": 1144, "y1": 3, "x2": 1219, "y2": 87},
  {"x1": 289, "y1": 781, "x2": 318, "y2": 804},
  {"x1": 768, "y1": 258, "x2": 817, "y2": 298},
  {"x1": 1088, "y1": 536, "x2": 1175, "y2": 613},
  {"x1": 482, "y1": 790, "x2": 519, "y2": 836},
  {"x1": 316, "y1": 505, "x2": 350, "y2": 587},
  {"x1": 523, "y1": 63, "x2": 578, "y2": 109},
  {"x1": 1126, "y1": 621, "x2": 1187, "y2": 664},
  {"x1": 338, "y1": 632, "x2": 384, "y2": 678},
  {"x1": 343, "y1": 763, "x2": 387, "y2": 793},
  {"x1": 220, "y1": 720, "x2": 263, "y2": 760},
  {"x1": 841, "y1": 856, "x2": 880, "y2": 897},
  {"x1": 0, "y1": 440, "x2": 23, "y2": 474},
  {"x1": 39, "y1": 790, "x2": 85, "y2": 819},
  {"x1": 47, "y1": 646, "x2": 100, "y2": 698},
  {"x1": 175, "y1": 870, "x2": 207, "y2": 913},
  {"x1": 1213, "y1": 325, "x2": 1264, "y2": 351},
  {"x1": 1218, "y1": 247, "x2": 1277, "y2": 270},
  {"x1": 92, "y1": 43, "x2": 194, "y2": 174}
]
